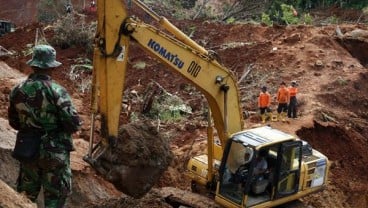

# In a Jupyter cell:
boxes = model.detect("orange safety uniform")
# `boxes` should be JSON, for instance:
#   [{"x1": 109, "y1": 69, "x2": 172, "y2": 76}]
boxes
[
  {"x1": 277, "y1": 87, "x2": 289, "y2": 104},
  {"x1": 258, "y1": 92, "x2": 271, "y2": 108},
  {"x1": 289, "y1": 86, "x2": 298, "y2": 97}
]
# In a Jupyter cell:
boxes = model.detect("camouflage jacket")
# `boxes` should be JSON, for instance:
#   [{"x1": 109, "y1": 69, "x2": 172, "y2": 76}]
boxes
[{"x1": 8, "y1": 73, "x2": 81, "y2": 152}]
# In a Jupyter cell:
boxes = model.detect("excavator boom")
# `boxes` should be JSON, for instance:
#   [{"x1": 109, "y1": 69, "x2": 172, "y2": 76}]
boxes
[{"x1": 92, "y1": 0, "x2": 243, "y2": 146}]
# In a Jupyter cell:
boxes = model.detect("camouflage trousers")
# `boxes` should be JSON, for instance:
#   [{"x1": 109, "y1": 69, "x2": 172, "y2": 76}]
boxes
[{"x1": 17, "y1": 151, "x2": 72, "y2": 208}]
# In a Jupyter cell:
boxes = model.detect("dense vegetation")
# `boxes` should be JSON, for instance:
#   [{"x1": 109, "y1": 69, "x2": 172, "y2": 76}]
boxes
[{"x1": 164, "y1": 0, "x2": 368, "y2": 24}]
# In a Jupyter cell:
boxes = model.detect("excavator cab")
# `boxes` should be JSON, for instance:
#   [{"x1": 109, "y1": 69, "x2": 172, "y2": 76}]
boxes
[{"x1": 215, "y1": 126, "x2": 312, "y2": 207}]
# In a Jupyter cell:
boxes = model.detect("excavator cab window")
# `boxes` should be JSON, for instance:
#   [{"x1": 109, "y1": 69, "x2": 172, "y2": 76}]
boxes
[{"x1": 218, "y1": 140, "x2": 254, "y2": 205}]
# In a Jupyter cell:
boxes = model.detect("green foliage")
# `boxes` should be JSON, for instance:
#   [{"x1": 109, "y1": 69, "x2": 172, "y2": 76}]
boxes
[
  {"x1": 265, "y1": 0, "x2": 367, "y2": 25},
  {"x1": 157, "y1": 108, "x2": 183, "y2": 121},
  {"x1": 147, "y1": 93, "x2": 192, "y2": 122},
  {"x1": 133, "y1": 61, "x2": 147, "y2": 70},
  {"x1": 261, "y1": 13, "x2": 273, "y2": 26},
  {"x1": 51, "y1": 15, "x2": 96, "y2": 54},
  {"x1": 45, "y1": 0, "x2": 55, "y2": 6},
  {"x1": 187, "y1": 26, "x2": 197, "y2": 37},
  {"x1": 343, "y1": 0, "x2": 368, "y2": 9},
  {"x1": 336, "y1": 76, "x2": 348, "y2": 86},
  {"x1": 129, "y1": 112, "x2": 139, "y2": 122},
  {"x1": 285, "y1": 0, "x2": 368, "y2": 10},
  {"x1": 265, "y1": 1, "x2": 301, "y2": 25},
  {"x1": 280, "y1": 4, "x2": 299, "y2": 25},
  {"x1": 266, "y1": 1, "x2": 286, "y2": 25},
  {"x1": 68, "y1": 58, "x2": 93, "y2": 93},
  {"x1": 363, "y1": 6, "x2": 368, "y2": 14},
  {"x1": 326, "y1": 15, "x2": 340, "y2": 24},
  {"x1": 226, "y1": 17, "x2": 236, "y2": 24},
  {"x1": 302, "y1": 13, "x2": 313, "y2": 25}
]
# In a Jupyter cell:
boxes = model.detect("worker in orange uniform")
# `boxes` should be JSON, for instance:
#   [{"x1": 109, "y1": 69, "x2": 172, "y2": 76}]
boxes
[
  {"x1": 258, "y1": 86, "x2": 271, "y2": 123},
  {"x1": 276, "y1": 81, "x2": 289, "y2": 122},
  {"x1": 288, "y1": 81, "x2": 298, "y2": 118}
]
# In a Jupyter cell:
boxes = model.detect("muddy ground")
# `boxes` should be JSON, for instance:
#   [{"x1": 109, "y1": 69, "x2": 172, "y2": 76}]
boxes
[{"x1": 1, "y1": 2, "x2": 368, "y2": 208}]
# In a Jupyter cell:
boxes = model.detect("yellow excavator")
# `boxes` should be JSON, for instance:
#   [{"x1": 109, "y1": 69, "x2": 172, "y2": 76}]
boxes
[{"x1": 85, "y1": 0, "x2": 330, "y2": 207}]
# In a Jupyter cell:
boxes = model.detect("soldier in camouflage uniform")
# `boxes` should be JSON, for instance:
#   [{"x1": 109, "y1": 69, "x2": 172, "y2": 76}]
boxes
[{"x1": 8, "y1": 44, "x2": 82, "y2": 208}]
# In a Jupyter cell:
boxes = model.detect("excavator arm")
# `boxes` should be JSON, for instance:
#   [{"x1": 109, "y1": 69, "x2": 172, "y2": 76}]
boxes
[
  {"x1": 87, "y1": 0, "x2": 244, "y2": 162},
  {"x1": 85, "y1": 0, "x2": 130, "y2": 161}
]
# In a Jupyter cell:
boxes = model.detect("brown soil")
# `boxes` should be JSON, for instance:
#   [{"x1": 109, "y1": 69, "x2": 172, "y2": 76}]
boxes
[
  {"x1": 92, "y1": 120, "x2": 173, "y2": 198},
  {"x1": 0, "y1": 179, "x2": 36, "y2": 208},
  {"x1": 1, "y1": 2, "x2": 368, "y2": 208}
]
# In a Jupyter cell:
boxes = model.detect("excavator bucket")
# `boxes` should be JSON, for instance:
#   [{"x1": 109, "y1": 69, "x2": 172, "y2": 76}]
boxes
[{"x1": 87, "y1": 121, "x2": 173, "y2": 198}]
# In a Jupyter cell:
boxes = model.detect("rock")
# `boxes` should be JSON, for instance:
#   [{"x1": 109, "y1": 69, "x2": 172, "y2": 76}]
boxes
[{"x1": 315, "y1": 60, "x2": 324, "y2": 68}]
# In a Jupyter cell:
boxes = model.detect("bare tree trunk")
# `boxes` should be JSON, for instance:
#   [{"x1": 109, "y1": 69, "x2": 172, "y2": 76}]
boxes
[
  {"x1": 221, "y1": 0, "x2": 271, "y2": 22},
  {"x1": 222, "y1": 1, "x2": 240, "y2": 21}
]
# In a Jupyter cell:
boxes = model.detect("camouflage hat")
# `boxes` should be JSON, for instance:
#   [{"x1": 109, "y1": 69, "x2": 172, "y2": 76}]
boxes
[{"x1": 26, "y1": 44, "x2": 62, "y2": 69}]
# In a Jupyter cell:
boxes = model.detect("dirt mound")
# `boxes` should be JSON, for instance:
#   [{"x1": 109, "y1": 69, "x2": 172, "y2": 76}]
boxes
[
  {"x1": 0, "y1": 180, "x2": 36, "y2": 208},
  {"x1": 92, "y1": 120, "x2": 173, "y2": 198},
  {"x1": 68, "y1": 170, "x2": 122, "y2": 207},
  {"x1": 297, "y1": 121, "x2": 368, "y2": 208}
]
